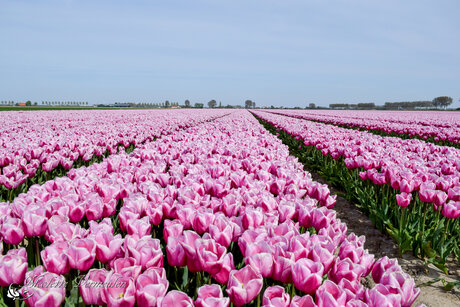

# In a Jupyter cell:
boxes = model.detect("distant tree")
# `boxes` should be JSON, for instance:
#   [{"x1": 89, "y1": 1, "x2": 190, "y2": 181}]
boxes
[
  {"x1": 184, "y1": 100, "x2": 190, "y2": 107},
  {"x1": 165, "y1": 100, "x2": 170, "y2": 107},
  {"x1": 34, "y1": 102, "x2": 37, "y2": 106},
  {"x1": 194, "y1": 103, "x2": 204, "y2": 108},
  {"x1": 432, "y1": 96, "x2": 453, "y2": 109},
  {"x1": 208, "y1": 99, "x2": 217, "y2": 108},
  {"x1": 25, "y1": 101, "x2": 32, "y2": 106},
  {"x1": 309, "y1": 103, "x2": 316, "y2": 109},
  {"x1": 219, "y1": 101, "x2": 222, "y2": 108},
  {"x1": 245, "y1": 100, "x2": 253, "y2": 108},
  {"x1": 357, "y1": 103, "x2": 376, "y2": 110}
]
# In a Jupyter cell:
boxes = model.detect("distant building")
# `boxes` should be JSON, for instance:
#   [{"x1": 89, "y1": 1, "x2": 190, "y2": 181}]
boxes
[{"x1": 16, "y1": 102, "x2": 26, "y2": 106}]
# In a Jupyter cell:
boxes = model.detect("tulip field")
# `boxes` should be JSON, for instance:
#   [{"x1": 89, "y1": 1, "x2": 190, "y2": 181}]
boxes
[
  {"x1": 265, "y1": 110, "x2": 460, "y2": 147},
  {"x1": 2, "y1": 108, "x2": 459, "y2": 306},
  {"x1": 0, "y1": 110, "x2": 229, "y2": 202}
]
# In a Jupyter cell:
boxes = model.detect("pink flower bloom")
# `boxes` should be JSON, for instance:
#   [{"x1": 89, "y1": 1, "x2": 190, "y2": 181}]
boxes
[
  {"x1": 196, "y1": 236, "x2": 227, "y2": 275},
  {"x1": 21, "y1": 266, "x2": 66, "y2": 307},
  {"x1": 380, "y1": 271, "x2": 420, "y2": 307},
  {"x1": 79, "y1": 268, "x2": 108, "y2": 305},
  {"x1": 262, "y1": 286, "x2": 290, "y2": 307},
  {"x1": 126, "y1": 216, "x2": 151, "y2": 237},
  {"x1": 180, "y1": 230, "x2": 202, "y2": 273},
  {"x1": 102, "y1": 272, "x2": 136, "y2": 307},
  {"x1": 66, "y1": 238, "x2": 96, "y2": 271},
  {"x1": 158, "y1": 290, "x2": 194, "y2": 307},
  {"x1": 0, "y1": 247, "x2": 28, "y2": 286},
  {"x1": 247, "y1": 252, "x2": 274, "y2": 278},
  {"x1": 292, "y1": 258, "x2": 324, "y2": 294},
  {"x1": 315, "y1": 280, "x2": 347, "y2": 307},
  {"x1": 41, "y1": 242, "x2": 70, "y2": 275},
  {"x1": 365, "y1": 284, "x2": 402, "y2": 307},
  {"x1": 111, "y1": 257, "x2": 142, "y2": 279},
  {"x1": 226, "y1": 265, "x2": 263, "y2": 306},
  {"x1": 209, "y1": 217, "x2": 233, "y2": 248},
  {"x1": 192, "y1": 210, "x2": 215, "y2": 234},
  {"x1": 195, "y1": 284, "x2": 230, "y2": 307},
  {"x1": 136, "y1": 267, "x2": 169, "y2": 307},
  {"x1": 308, "y1": 244, "x2": 335, "y2": 273},
  {"x1": 442, "y1": 200, "x2": 460, "y2": 219},
  {"x1": 166, "y1": 236, "x2": 186, "y2": 267},
  {"x1": 396, "y1": 192, "x2": 412, "y2": 208},
  {"x1": 126, "y1": 236, "x2": 163, "y2": 270},
  {"x1": 212, "y1": 252, "x2": 235, "y2": 284},
  {"x1": 329, "y1": 258, "x2": 364, "y2": 283},
  {"x1": 163, "y1": 219, "x2": 184, "y2": 244},
  {"x1": 290, "y1": 295, "x2": 316, "y2": 307},
  {"x1": 93, "y1": 231, "x2": 124, "y2": 263},
  {"x1": 22, "y1": 206, "x2": 48, "y2": 237},
  {"x1": 1, "y1": 217, "x2": 25, "y2": 245},
  {"x1": 371, "y1": 256, "x2": 401, "y2": 283}
]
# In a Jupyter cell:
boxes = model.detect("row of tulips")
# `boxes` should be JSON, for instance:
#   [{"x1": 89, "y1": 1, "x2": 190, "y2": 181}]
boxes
[
  {"x1": 265, "y1": 110, "x2": 460, "y2": 147},
  {"x1": 0, "y1": 109, "x2": 230, "y2": 202},
  {"x1": 0, "y1": 110, "x2": 420, "y2": 306},
  {"x1": 253, "y1": 111, "x2": 460, "y2": 271}
]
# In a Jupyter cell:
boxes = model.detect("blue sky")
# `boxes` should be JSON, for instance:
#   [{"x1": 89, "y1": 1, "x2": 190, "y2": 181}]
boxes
[{"x1": 1, "y1": 0, "x2": 459, "y2": 108}]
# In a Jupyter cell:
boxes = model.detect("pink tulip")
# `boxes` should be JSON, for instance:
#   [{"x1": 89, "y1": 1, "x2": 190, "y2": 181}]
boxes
[
  {"x1": 442, "y1": 200, "x2": 460, "y2": 219},
  {"x1": 396, "y1": 192, "x2": 412, "y2": 208},
  {"x1": 40, "y1": 242, "x2": 70, "y2": 275},
  {"x1": 158, "y1": 290, "x2": 194, "y2": 307},
  {"x1": 247, "y1": 252, "x2": 274, "y2": 278},
  {"x1": 226, "y1": 265, "x2": 263, "y2": 306},
  {"x1": 329, "y1": 257, "x2": 364, "y2": 283},
  {"x1": 290, "y1": 295, "x2": 316, "y2": 307},
  {"x1": 272, "y1": 253, "x2": 294, "y2": 284},
  {"x1": 338, "y1": 278, "x2": 365, "y2": 302},
  {"x1": 111, "y1": 257, "x2": 142, "y2": 279},
  {"x1": 79, "y1": 268, "x2": 109, "y2": 305},
  {"x1": 145, "y1": 203, "x2": 164, "y2": 226},
  {"x1": 308, "y1": 244, "x2": 335, "y2": 273},
  {"x1": 196, "y1": 236, "x2": 227, "y2": 275},
  {"x1": 380, "y1": 271, "x2": 420, "y2": 306},
  {"x1": 22, "y1": 206, "x2": 48, "y2": 237},
  {"x1": 94, "y1": 231, "x2": 124, "y2": 263},
  {"x1": 192, "y1": 210, "x2": 215, "y2": 234},
  {"x1": 1, "y1": 217, "x2": 25, "y2": 245},
  {"x1": 180, "y1": 230, "x2": 202, "y2": 273},
  {"x1": 196, "y1": 284, "x2": 230, "y2": 307},
  {"x1": 126, "y1": 236, "x2": 163, "y2": 270},
  {"x1": 136, "y1": 267, "x2": 169, "y2": 307},
  {"x1": 163, "y1": 219, "x2": 184, "y2": 244},
  {"x1": 209, "y1": 217, "x2": 233, "y2": 248},
  {"x1": 242, "y1": 208, "x2": 265, "y2": 230},
  {"x1": 315, "y1": 280, "x2": 347, "y2": 307},
  {"x1": 126, "y1": 216, "x2": 151, "y2": 237},
  {"x1": 21, "y1": 266, "x2": 66, "y2": 307},
  {"x1": 365, "y1": 284, "x2": 402, "y2": 307},
  {"x1": 448, "y1": 187, "x2": 460, "y2": 201},
  {"x1": 166, "y1": 236, "x2": 186, "y2": 267},
  {"x1": 66, "y1": 238, "x2": 96, "y2": 271},
  {"x1": 262, "y1": 286, "x2": 290, "y2": 307},
  {"x1": 0, "y1": 247, "x2": 28, "y2": 286},
  {"x1": 371, "y1": 256, "x2": 401, "y2": 283},
  {"x1": 102, "y1": 272, "x2": 136, "y2": 307},
  {"x1": 212, "y1": 252, "x2": 235, "y2": 284},
  {"x1": 292, "y1": 258, "x2": 324, "y2": 294}
]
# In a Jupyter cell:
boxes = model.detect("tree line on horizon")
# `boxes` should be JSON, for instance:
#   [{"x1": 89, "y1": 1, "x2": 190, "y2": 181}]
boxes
[{"x1": 329, "y1": 96, "x2": 454, "y2": 110}]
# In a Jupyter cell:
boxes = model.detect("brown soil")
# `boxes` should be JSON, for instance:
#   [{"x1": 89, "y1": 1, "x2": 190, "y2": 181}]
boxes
[{"x1": 309, "y1": 172, "x2": 460, "y2": 307}]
